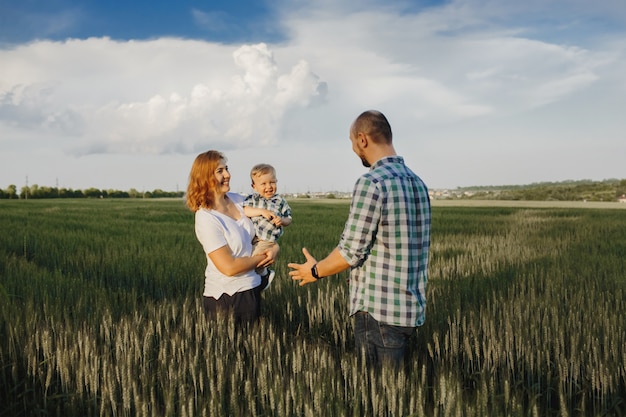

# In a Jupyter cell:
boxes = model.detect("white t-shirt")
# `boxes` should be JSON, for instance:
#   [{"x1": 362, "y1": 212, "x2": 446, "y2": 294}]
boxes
[{"x1": 194, "y1": 192, "x2": 261, "y2": 298}]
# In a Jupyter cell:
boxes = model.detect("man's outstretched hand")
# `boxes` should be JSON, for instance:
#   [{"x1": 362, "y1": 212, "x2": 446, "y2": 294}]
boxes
[{"x1": 288, "y1": 248, "x2": 318, "y2": 286}]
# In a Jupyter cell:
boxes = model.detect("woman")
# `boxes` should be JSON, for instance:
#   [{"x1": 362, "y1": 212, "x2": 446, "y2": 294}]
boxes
[{"x1": 186, "y1": 150, "x2": 278, "y2": 324}]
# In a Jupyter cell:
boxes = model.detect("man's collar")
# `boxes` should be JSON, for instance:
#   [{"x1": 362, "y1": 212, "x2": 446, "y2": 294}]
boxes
[{"x1": 370, "y1": 155, "x2": 403, "y2": 169}]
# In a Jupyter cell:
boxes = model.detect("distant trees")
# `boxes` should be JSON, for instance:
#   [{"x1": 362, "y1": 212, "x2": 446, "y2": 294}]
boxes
[
  {"x1": 0, "y1": 185, "x2": 18, "y2": 199},
  {"x1": 3, "y1": 179, "x2": 626, "y2": 201},
  {"x1": 83, "y1": 188, "x2": 103, "y2": 198},
  {"x1": 618, "y1": 180, "x2": 626, "y2": 198},
  {"x1": 498, "y1": 180, "x2": 622, "y2": 202},
  {"x1": 494, "y1": 181, "x2": 617, "y2": 202},
  {"x1": 439, "y1": 178, "x2": 626, "y2": 202},
  {"x1": 1, "y1": 184, "x2": 184, "y2": 199}
]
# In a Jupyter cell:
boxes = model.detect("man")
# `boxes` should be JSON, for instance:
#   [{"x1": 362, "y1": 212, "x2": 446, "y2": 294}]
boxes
[{"x1": 288, "y1": 110, "x2": 431, "y2": 368}]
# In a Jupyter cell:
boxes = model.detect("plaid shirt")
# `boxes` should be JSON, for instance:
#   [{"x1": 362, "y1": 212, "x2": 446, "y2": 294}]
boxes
[
  {"x1": 338, "y1": 156, "x2": 431, "y2": 327},
  {"x1": 243, "y1": 193, "x2": 292, "y2": 243}
]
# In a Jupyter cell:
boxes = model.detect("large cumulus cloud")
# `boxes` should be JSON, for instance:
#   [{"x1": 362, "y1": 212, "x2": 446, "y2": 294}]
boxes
[{"x1": 0, "y1": 40, "x2": 327, "y2": 155}]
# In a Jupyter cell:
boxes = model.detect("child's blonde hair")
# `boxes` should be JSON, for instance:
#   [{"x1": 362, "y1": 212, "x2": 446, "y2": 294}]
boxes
[{"x1": 250, "y1": 163, "x2": 276, "y2": 184}]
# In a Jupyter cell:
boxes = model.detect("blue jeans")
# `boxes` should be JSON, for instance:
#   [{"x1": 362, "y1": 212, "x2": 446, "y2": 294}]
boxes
[{"x1": 354, "y1": 311, "x2": 415, "y2": 368}]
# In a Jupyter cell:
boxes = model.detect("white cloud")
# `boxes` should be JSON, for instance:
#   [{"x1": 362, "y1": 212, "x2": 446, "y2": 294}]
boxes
[
  {"x1": 276, "y1": 2, "x2": 612, "y2": 125},
  {"x1": 0, "y1": 40, "x2": 327, "y2": 156},
  {"x1": 1, "y1": 0, "x2": 625, "y2": 191}
]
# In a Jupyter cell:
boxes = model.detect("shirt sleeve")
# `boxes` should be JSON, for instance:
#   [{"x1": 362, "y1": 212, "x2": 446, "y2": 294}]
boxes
[
  {"x1": 280, "y1": 197, "x2": 292, "y2": 219},
  {"x1": 337, "y1": 176, "x2": 380, "y2": 267},
  {"x1": 195, "y1": 210, "x2": 227, "y2": 255},
  {"x1": 230, "y1": 192, "x2": 246, "y2": 206}
]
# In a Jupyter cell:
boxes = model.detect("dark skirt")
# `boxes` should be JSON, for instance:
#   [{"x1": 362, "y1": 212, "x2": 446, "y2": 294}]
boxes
[{"x1": 202, "y1": 283, "x2": 263, "y2": 325}]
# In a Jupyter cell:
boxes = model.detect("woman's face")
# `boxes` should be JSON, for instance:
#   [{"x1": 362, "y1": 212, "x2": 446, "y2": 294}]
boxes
[{"x1": 213, "y1": 159, "x2": 231, "y2": 195}]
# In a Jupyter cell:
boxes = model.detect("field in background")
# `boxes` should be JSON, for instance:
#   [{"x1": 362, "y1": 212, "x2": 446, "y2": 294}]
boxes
[
  {"x1": 431, "y1": 199, "x2": 626, "y2": 209},
  {"x1": 1, "y1": 199, "x2": 625, "y2": 416}
]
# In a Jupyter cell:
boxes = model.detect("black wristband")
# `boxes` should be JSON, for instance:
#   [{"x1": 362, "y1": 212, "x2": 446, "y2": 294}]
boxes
[{"x1": 311, "y1": 264, "x2": 320, "y2": 279}]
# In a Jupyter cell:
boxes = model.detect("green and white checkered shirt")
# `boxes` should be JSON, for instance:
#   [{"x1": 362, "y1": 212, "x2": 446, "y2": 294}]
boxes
[
  {"x1": 338, "y1": 156, "x2": 431, "y2": 327},
  {"x1": 243, "y1": 193, "x2": 292, "y2": 243}
]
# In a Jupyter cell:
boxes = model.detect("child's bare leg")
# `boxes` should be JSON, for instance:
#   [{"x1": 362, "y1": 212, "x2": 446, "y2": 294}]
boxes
[{"x1": 252, "y1": 240, "x2": 277, "y2": 290}]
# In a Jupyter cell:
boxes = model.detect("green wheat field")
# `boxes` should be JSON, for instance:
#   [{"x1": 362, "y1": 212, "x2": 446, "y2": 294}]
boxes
[{"x1": 1, "y1": 199, "x2": 625, "y2": 416}]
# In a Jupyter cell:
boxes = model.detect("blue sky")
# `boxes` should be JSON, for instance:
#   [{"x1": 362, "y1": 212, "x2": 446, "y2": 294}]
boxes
[
  {"x1": 1, "y1": 0, "x2": 625, "y2": 194},
  {"x1": 1, "y1": 0, "x2": 283, "y2": 44}
]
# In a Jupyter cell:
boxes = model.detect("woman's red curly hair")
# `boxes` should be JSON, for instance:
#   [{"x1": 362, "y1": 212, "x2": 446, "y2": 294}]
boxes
[{"x1": 186, "y1": 150, "x2": 225, "y2": 211}]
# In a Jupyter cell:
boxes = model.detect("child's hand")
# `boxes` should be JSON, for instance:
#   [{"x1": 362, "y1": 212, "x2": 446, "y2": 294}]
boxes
[
  {"x1": 261, "y1": 210, "x2": 282, "y2": 226},
  {"x1": 270, "y1": 215, "x2": 282, "y2": 227}
]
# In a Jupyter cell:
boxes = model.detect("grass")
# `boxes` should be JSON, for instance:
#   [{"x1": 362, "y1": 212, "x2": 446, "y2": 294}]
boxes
[{"x1": 0, "y1": 198, "x2": 625, "y2": 416}]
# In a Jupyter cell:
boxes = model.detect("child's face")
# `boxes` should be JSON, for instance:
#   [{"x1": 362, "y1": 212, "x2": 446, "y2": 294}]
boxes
[{"x1": 251, "y1": 172, "x2": 277, "y2": 199}]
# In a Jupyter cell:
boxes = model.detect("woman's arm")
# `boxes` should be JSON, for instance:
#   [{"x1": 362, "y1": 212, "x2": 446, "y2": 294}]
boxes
[{"x1": 208, "y1": 244, "x2": 278, "y2": 277}]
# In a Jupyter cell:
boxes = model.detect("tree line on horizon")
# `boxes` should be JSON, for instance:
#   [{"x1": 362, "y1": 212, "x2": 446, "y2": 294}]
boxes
[
  {"x1": 1, "y1": 178, "x2": 625, "y2": 201},
  {"x1": 455, "y1": 178, "x2": 626, "y2": 202},
  {"x1": 0, "y1": 184, "x2": 184, "y2": 200}
]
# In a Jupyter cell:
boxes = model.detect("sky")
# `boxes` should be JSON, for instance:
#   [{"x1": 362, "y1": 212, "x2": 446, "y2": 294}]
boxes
[{"x1": 1, "y1": 0, "x2": 625, "y2": 194}]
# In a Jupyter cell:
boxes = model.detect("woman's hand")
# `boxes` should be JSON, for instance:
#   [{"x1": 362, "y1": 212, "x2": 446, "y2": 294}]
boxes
[
  {"x1": 257, "y1": 243, "x2": 279, "y2": 268},
  {"x1": 210, "y1": 243, "x2": 277, "y2": 276}
]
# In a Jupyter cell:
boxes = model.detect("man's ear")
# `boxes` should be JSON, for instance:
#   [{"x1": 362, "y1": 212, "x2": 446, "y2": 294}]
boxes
[{"x1": 357, "y1": 132, "x2": 368, "y2": 148}]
